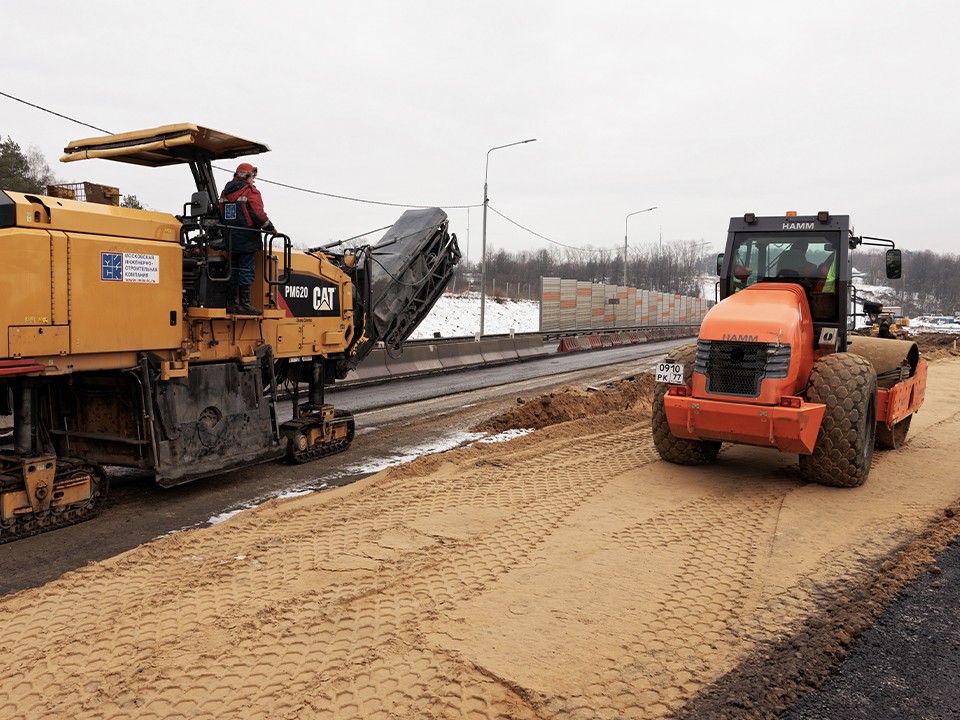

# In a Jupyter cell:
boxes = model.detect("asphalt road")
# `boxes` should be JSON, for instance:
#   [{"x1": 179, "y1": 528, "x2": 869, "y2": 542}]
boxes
[
  {"x1": 327, "y1": 338, "x2": 678, "y2": 411},
  {"x1": 787, "y1": 537, "x2": 960, "y2": 720}
]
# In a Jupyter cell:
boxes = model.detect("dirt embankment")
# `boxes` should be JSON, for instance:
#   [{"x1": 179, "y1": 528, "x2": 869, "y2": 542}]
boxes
[
  {"x1": 471, "y1": 374, "x2": 656, "y2": 433},
  {"x1": 912, "y1": 331, "x2": 960, "y2": 361},
  {"x1": 475, "y1": 333, "x2": 953, "y2": 436},
  {"x1": 1, "y1": 358, "x2": 960, "y2": 719}
]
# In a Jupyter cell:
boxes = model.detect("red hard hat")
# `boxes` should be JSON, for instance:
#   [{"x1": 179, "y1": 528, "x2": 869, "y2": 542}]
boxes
[{"x1": 235, "y1": 162, "x2": 257, "y2": 176}]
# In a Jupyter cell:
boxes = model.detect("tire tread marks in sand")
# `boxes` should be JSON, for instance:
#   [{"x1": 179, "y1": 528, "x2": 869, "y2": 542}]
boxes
[
  {"x1": 537, "y1": 485, "x2": 788, "y2": 719},
  {"x1": 652, "y1": 343, "x2": 721, "y2": 465},
  {"x1": 672, "y1": 502, "x2": 960, "y2": 720},
  {"x1": 0, "y1": 421, "x2": 656, "y2": 720},
  {"x1": 799, "y1": 353, "x2": 878, "y2": 488}
]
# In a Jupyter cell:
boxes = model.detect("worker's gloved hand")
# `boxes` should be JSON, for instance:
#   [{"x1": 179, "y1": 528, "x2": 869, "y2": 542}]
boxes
[{"x1": 262, "y1": 220, "x2": 277, "y2": 234}]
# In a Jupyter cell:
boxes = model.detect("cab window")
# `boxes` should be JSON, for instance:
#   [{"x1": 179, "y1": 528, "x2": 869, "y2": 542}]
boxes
[{"x1": 729, "y1": 233, "x2": 837, "y2": 293}]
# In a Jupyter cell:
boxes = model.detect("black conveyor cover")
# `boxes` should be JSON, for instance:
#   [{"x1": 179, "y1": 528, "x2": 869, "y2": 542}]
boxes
[{"x1": 342, "y1": 208, "x2": 460, "y2": 373}]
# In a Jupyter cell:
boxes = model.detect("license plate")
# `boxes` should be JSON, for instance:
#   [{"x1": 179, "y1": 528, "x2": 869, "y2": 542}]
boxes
[{"x1": 656, "y1": 362, "x2": 684, "y2": 385}]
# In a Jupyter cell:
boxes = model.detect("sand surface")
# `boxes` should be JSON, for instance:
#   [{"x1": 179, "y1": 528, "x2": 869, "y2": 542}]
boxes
[{"x1": 1, "y1": 359, "x2": 959, "y2": 719}]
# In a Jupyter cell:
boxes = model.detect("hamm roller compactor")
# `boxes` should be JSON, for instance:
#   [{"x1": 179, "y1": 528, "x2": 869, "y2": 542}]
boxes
[
  {"x1": 0, "y1": 123, "x2": 460, "y2": 542},
  {"x1": 653, "y1": 211, "x2": 926, "y2": 487}
]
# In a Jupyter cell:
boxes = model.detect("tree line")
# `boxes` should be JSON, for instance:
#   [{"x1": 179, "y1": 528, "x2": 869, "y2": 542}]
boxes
[
  {"x1": 455, "y1": 241, "x2": 958, "y2": 316},
  {"x1": 0, "y1": 136, "x2": 56, "y2": 194},
  {"x1": 1, "y1": 134, "x2": 142, "y2": 208},
  {"x1": 852, "y1": 248, "x2": 959, "y2": 317},
  {"x1": 454, "y1": 239, "x2": 715, "y2": 300}
]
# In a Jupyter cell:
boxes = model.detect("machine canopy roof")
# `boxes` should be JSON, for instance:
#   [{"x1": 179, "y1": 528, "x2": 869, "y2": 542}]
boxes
[{"x1": 61, "y1": 123, "x2": 269, "y2": 167}]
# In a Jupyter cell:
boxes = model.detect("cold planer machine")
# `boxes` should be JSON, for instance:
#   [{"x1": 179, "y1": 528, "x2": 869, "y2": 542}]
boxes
[{"x1": 0, "y1": 123, "x2": 460, "y2": 542}]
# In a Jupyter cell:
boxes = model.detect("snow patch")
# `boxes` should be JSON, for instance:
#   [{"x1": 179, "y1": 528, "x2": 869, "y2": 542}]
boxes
[
  {"x1": 331, "y1": 431, "x2": 483, "y2": 476},
  {"x1": 208, "y1": 509, "x2": 244, "y2": 526},
  {"x1": 477, "y1": 428, "x2": 534, "y2": 443},
  {"x1": 409, "y1": 292, "x2": 540, "y2": 339}
]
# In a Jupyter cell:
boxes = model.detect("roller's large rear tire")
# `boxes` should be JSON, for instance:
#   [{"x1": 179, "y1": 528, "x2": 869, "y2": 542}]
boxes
[
  {"x1": 651, "y1": 343, "x2": 721, "y2": 465},
  {"x1": 799, "y1": 353, "x2": 878, "y2": 487}
]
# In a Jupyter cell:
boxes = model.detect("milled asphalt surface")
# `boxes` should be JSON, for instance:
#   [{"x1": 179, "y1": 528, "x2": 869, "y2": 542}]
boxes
[{"x1": 788, "y1": 537, "x2": 960, "y2": 720}]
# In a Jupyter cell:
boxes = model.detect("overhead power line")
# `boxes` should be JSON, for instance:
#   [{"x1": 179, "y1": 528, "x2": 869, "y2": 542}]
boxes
[
  {"x1": 1, "y1": 89, "x2": 480, "y2": 210},
  {"x1": 487, "y1": 204, "x2": 605, "y2": 254},
  {"x1": 0, "y1": 90, "x2": 112, "y2": 135},
  {"x1": 227, "y1": 169, "x2": 481, "y2": 210},
  {"x1": 2, "y1": 89, "x2": 632, "y2": 254}
]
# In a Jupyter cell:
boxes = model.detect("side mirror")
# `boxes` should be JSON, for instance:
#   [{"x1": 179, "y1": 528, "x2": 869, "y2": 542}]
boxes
[
  {"x1": 885, "y1": 248, "x2": 902, "y2": 279},
  {"x1": 190, "y1": 191, "x2": 210, "y2": 217},
  {"x1": 716, "y1": 253, "x2": 724, "y2": 276}
]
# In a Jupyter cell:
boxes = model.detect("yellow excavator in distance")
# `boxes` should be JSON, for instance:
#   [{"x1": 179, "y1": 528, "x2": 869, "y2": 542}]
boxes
[{"x1": 862, "y1": 303, "x2": 910, "y2": 339}]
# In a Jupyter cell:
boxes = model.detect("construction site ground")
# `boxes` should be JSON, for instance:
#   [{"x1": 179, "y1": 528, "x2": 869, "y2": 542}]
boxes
[{"x1": 1, "y1": 338, "x2": 959, "y2": 719}]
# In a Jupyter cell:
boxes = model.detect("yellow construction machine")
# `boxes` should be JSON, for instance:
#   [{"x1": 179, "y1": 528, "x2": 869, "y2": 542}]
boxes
[
  {"x1": 0, "y1": 123, "x2": 460, "y2": 542},
  {"x1": 862, "y1": 303, "x2": 910, "y2": 339}
]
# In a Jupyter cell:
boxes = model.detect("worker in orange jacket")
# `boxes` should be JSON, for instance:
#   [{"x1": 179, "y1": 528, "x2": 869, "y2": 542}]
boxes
[{"x1": 219, "y1": 163, "x2": 277, "y2": 315}]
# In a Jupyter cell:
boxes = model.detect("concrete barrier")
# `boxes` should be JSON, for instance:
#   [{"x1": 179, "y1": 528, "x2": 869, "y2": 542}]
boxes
[
  {"x1": 479, "y1": 338, "x2": 521, "y2": 364},
  {"x1": 346, "y1": 325, "x2": 701, "y2": 384},
  {"x1": 347, "y1": 347, "x2": 391, "y2": 382},
  {"x1": 438, "y1": 340, "x2": 486, "y2": 370},
  {"x1": 384, "y1": 343, "x2": 444, "y2": 377},
  {"x1": 515, "y1": 336, "x2": 547, "y2": 360}
]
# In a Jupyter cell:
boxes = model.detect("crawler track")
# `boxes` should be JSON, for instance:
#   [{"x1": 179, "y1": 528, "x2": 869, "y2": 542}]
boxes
[
  {"x1": 0, "y1": 461, "x2": 106, "y2": 544},
  {"x1": 283, "y1": 410, "x2": 356, "y2": 464}
]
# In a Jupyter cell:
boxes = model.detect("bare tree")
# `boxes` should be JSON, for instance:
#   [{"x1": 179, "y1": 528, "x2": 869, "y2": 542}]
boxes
[{"x1": 0, "y1": 136, "x2": 56, "y2": 193}]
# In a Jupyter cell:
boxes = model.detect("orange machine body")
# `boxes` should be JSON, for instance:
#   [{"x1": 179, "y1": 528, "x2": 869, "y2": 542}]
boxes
[
  {"x1": 663, "y1": 281, "x2": 927, "y2": 454},
  {"x1": 664, "y1": 284, "x2": 826, "y2": 453}
]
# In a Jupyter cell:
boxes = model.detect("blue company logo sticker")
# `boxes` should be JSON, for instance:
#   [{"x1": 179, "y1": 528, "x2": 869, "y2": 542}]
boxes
[{"x1": 101, "y1": 252, "x2": 123, "y2": 281}]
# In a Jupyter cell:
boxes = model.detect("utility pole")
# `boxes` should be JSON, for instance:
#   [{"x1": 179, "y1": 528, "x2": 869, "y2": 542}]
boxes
[{"x1": 623, "y1": 207, "x2": 658, "y2": 285}]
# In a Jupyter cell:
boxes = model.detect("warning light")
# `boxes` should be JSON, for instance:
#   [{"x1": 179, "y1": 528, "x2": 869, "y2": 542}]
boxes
[
  {"x1": 743, "y1": 213, "x2": 756, "y2": 223},
  {"x1": 817, "y1": 211, "x2": 830, "y2": 222},
  {"x1": 785, "y1": 211, "x2": 798, "y2": 217}
]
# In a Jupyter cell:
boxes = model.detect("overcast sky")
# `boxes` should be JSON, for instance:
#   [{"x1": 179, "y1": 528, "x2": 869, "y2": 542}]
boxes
[{"x1": 4, "y1": 1, "x2": 958, "y2": 262}]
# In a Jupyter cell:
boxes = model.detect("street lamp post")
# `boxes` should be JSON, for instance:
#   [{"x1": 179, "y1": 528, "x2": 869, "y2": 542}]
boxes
[
  {"x1": 480, "y1": 138, "x2": 536, "y2": 336},
  {"x1": 623, "y1": 206, "x2": 658, "y2": 286}
]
